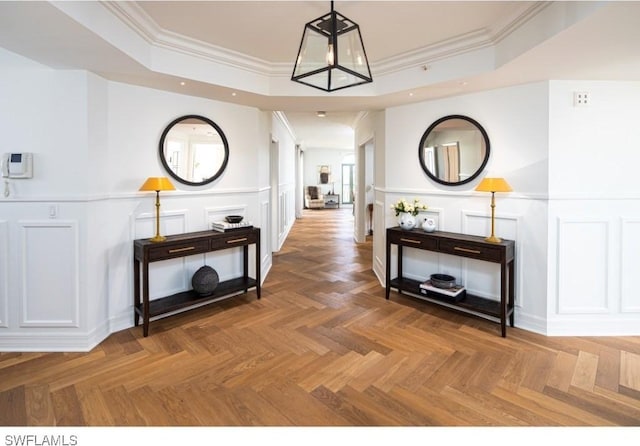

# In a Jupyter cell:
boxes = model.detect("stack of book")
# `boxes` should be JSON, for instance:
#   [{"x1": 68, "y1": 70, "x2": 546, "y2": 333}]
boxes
[
  {"x1": 419, "y1": 279, "x2": 466, "y2": 302},
  {"x1": 211, "y1": 220, "x2": 253, "y2": 232}
]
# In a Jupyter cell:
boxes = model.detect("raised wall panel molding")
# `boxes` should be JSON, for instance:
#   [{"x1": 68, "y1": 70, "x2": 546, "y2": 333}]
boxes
[
  {"x1": 0, "y1": 220, "x2": 8, "y2": 328},
  {"x1": 621, "y1": 218, "x2": 640, "y2": 312},
  {"x1": 461, "y1": 211, "x2": 522, "y2": 306},
  {"x1": 374, "y1": 200, "x2": 386, "y2": 281},
  {"x1": 557, "y1": 218, "x2": 612, "y2": 314},
  {"x1": 134, "y1": 209, "x2": 188, "y2": 240},
  {"x1": 19, "y1": 220, "x2": 80, "y2": 327},
  {"x1": 260, "y1": 200, "x2": 271, "y2": 282},
  {"x1": 417, "y1": 207, "x2": 444, "y2": 233},
  {"x1": 133, "y1": 210, "x2": 188, "y2": 298},
  {"x1": 204, "y1": 204, "x2": 248, "y2": 228}
]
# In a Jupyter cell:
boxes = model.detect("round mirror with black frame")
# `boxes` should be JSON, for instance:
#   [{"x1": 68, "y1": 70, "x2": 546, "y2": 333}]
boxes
[
  {"x1": 159, "y1": 115, "x2": 229, "y2": 186},
  {"x1": 418, "y1": 115, "x2": 490, "y2": 186}
]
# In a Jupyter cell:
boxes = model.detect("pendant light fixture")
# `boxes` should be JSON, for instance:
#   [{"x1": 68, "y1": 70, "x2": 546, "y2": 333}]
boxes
[{"x1": 291, "y1": 1, "x2": 372, "y2": 92}]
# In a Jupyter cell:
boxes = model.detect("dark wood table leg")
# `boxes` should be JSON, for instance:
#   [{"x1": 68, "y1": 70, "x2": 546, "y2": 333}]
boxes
[
  {"x1": 143, "y1": 261, "x2": 150, "y2": 337},
  {"x1": 501, "y1": 262, "x2": 507, "y2": 337},
  {"x1": 397, "y1": 245, "x2": 403, "y2": 295},
  {"x1": 385, "y1": 237, "x2": 391, "y2": 299},
  {"x1": 508, "y1": 260, "x2": 515, "y2": 327},
  {"x1": 256, "y1": 229, "x2": 261, "y2": 299},
  {"x1": 133, "y1": 258, "x2": 140, "y2": 327},
  {"x1": 243, "y1": 244, "x2": 249, "y2": 292}
]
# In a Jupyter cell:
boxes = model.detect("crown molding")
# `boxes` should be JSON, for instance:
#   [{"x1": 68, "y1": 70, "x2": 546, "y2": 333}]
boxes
[
  {"x1": 273, "y1": 111, "x2": 297, "y2": 141},
  {"x1": 102, "y1": 1, "x2": 274, "y2": 75},
  {"x1": 101, "y1": 1, "x2": 551, "y2": 81},
  {"x1": 372, "y1": 29, "x2": 493, "y2": 76},
  {"x1": 492, "y1": 1, "x2": 551, "y2": 44}
]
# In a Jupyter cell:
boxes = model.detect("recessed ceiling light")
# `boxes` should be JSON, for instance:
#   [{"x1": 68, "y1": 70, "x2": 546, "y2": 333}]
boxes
[
  {"x1": 231, "y1": 92, "x2": 237, "y2": 97},
  {"x1": 317, "y1": 111, "x2": 326, "y2": 118},
  {"x1": 180, "y1": 81, "x2": 186, "y2": 86},
  {"x1": 409, "y1": 92, "x2": 414, "y2": 97}
]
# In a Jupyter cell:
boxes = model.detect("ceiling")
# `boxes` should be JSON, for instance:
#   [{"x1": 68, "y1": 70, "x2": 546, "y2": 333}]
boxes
[{"x1": 1, "y1": 1, "x2": 639, "y2": 150}]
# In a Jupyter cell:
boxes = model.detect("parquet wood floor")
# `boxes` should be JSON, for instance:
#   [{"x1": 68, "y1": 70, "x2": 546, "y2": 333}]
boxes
[{"x1": 1, "y1": 207, "x2": 639, "y2": 426}]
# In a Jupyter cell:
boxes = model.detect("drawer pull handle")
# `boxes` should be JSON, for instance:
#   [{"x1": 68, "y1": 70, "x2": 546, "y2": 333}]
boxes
[
  {"x1": 400, "y1": 238, "x2": 421, "y2": 245},
  {"x1": 227, "y1": 237, "x2": 248, "y2": 244},
  {"x1": 454, "y1": 246, "x2": 481, "y2": 254},
  {"x1": 168, "y1": 246, "x2": 196, "y2": 254}
]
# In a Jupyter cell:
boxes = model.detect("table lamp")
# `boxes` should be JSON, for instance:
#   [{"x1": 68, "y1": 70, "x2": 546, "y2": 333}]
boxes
[
  {"x1": 139, "y1": 176, "x2": 175, "y2": 242},
  {"x1": 475, "y1": 177, "x2": 512, "y2": 243}
]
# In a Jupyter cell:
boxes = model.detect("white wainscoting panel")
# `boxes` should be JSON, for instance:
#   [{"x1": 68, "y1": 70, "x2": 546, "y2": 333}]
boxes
[
  {"x1": 280, "y1": 191, "x2": 287, "y2": 239},
  {"x1": 373, "y1": 200, "x2": 386, "y2": 281},
  {"x1": 621, "y1": 218, "x2": 640, "y2": 312},
  {"x1": 205, "y1": 204, "x2": 248, "y2": 228},
  {"x1": 134, "y1": 210, "x2": 189, "y2": 241},
  {"x1": 260, "y1": 200, "x2": 271, "y2": 280},
  {"x1": 0, "y1": 220, "x2": 8, "y2": 328},
  {"x1": 20, "y1": 221, "x2": 79, "y2": 327},
  {"x1": 462, "y1": 211, "x2": 521, "y2": 305},
  {"x1": 135, "y1": 210, "x2": 189, "y2": 299},
  {"x1": 417, "y1": 207, "x2": 443, "y2": 232},
  {"x1": 557, "y1": 218, "x2": 611, "y2": 314},
  {"x1": 277, "y1": 188, "x2": 296, "y2": 250}
]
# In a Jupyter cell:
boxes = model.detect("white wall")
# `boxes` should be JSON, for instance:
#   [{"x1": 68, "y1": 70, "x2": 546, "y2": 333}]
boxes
[
  {"x1": 364, "y1": 80, "x2": 640, "y2": 336},
  {"x1": 0, "y1": 49, "x2": 98, "y2": 349},
  {"x1": 0, "y1": 48, "x2": 277, "y2": 350},
  {"x1": 270, "y1": 113, "x2": 297, "y2": 251},
  {"x1": 546, "y1": 80, "x2": 640, "y2": 335},
  {"x1": 303, "y1": 148, "x2": 351, "y2": 198},
  {"x1": 355, "y1": 111, "x2": 387, "y2": 277}
]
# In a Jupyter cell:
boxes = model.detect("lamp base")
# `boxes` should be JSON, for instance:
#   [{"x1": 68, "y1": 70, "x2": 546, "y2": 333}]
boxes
[
  {"x1": 484, "y1": 235, "x2": 502, "y2": 244},
  {"x1": 149, "y1": 235, "x2": 166, "y2": 243}
]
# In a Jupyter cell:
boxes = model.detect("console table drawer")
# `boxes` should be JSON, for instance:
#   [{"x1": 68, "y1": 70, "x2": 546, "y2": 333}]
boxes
[
  {"x1": 211, "y1": 231, "x2": 258, "y2": 249},
  {"x1": 148, "y1": 239, "x2": 210, "y2": 261},
  {"x1": 389, "y1": 231, "x2": 438, "y2": 250},
  {"x1": 438, "y1": 239, "x2": 502, "y2": 262}
]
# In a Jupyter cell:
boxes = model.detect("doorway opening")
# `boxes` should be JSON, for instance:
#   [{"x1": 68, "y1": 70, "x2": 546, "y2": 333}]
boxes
[{"x1": 341, "y1": 163, "x2": 354, "y2": 205}]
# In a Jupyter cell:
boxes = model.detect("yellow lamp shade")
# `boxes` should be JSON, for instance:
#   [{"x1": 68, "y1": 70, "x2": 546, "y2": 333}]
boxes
[
  {"x1": 475, "y1": 177, "x2": 512, "y2": 193},
  {"x1": 139, "y1": 177, "x2": 175, "y2": 192}
]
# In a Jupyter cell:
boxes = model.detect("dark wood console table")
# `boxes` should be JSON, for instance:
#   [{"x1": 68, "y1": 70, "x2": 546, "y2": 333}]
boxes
[
  {"x1": 324, "y1": 193, "x2": 340, "y2": 209},
  {"x1": 385, "y1": 227, "x2": 515, "y2": 337},
  {"x1": 133, "y1": 227, "x2": 260, "y2": 336}
]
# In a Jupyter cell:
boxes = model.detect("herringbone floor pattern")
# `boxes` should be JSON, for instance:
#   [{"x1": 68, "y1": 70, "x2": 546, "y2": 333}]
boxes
[{"x1": 1, "y1": 207, "x2": 640, "y2": 426}]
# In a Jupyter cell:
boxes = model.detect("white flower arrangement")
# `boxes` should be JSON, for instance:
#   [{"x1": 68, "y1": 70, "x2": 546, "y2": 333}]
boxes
[{"x1": 391, "y1": 198, "x2": 428, "y2": 216}]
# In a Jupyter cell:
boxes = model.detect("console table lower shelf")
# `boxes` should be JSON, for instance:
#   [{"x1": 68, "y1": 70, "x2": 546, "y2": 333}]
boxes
[
  {"x1": 134, "y1": 277, "x2": 258, "y2": 321},
  {"x1": 388, "y1": 277, "x2": 509, "y2": 323}
]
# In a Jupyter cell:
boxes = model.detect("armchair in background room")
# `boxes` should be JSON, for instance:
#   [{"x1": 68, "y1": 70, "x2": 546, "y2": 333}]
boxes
[{"x1": 305, "y1": 186, "x2": 325, "y2": 209}]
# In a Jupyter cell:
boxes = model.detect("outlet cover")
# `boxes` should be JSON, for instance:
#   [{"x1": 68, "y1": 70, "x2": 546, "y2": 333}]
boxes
[{"x1": 574, "y1": 91, "x2": 590, "y2": 107}]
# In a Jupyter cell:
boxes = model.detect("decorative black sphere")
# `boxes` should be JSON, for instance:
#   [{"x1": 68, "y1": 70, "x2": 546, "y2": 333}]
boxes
[{"x1": 192, "y1": 266, "x2": 219, "y2": 297}]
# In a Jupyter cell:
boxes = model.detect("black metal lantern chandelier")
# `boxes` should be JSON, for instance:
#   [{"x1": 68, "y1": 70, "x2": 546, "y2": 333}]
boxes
[{"x1": 291, "y1": 1, "x2": 373, "y2": 92}]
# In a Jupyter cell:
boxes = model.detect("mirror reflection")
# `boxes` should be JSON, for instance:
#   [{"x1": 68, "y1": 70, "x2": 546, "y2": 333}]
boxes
[
  {"x1": 159, "y1": 115, "x2": 229, "y2": 186},
  {"x1": 418, "y1": 115, "x2": 490, "y2": 186}
]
